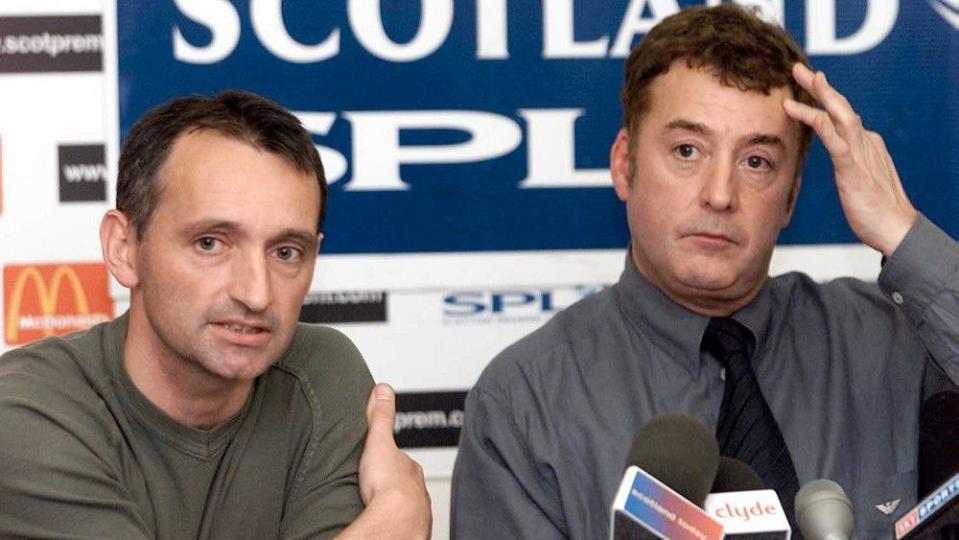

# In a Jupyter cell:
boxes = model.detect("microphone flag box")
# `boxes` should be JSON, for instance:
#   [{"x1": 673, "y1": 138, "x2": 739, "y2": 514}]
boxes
[
  {"x1": 895, "y1": 471, "x2": 959, "y2": 539},
  {"x1": 610, "y1": 465, "x2": 724, "y2": 540},
  {"x1": 704, "y1": 490, "x2": 791, "y2": 539}
]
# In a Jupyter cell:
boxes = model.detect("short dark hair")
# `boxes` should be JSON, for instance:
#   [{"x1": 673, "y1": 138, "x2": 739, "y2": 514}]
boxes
[
  {"x1": 622, "y1": 5, "x2": 817, "y2": 165},
  {"x1": 117, "y1": 90, "x2": 326, "y2": 239}
]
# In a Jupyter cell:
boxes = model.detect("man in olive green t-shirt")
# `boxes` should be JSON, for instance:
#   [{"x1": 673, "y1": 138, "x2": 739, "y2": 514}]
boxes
[{"x1": 0, "y1": 91, "x2": 430, "y2": 539}]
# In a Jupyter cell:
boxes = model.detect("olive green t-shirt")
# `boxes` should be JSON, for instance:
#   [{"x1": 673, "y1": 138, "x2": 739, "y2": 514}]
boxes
[{"x1": 0, "y1": 314, "x2": 374, "y2": 539}]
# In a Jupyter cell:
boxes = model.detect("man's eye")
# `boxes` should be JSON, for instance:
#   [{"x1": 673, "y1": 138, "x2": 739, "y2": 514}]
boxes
[
  {"x1": 275, "y1": 246, "x2": 302, "y2": 262},
  {"x1": 675, "y1": 144, "x2": 698, "y2": 159},
  {"x1": 196, "y1": 237, "x2": 220, "y2": 251},
  {"x1": 746, "y1": 155, "x2": 772, "y2": 170}
]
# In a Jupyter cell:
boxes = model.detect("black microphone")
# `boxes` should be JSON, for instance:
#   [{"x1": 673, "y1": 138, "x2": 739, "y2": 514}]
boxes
[
  {"x1": 919, "y1": 391, "x2": 959, "y2": 496},
  {"x1": 712, "y1": 457, "x2": 765, "y2": 492},
  {"x1": 625, "y1": 413, "x2": 721, "y2": 505},
  {"x1": 895, "y1": 472, "x2": 959, "y2": 539},
  {"x1": 610, "y1": 414, "x2": 724, "y2": 540},
  {"x1": 794, "y1": 479, "x2": 854, "y2": 540}
]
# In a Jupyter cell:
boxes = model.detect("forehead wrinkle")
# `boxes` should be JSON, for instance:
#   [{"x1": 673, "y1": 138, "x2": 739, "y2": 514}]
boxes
[{"x1": 663, "y1": 118, "x2": 712, "y2": 138}]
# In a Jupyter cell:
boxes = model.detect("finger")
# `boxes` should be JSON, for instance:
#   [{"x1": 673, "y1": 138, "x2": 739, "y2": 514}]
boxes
[
  {"x1": 365, "y1": 383, "x2": 398, "y2": 450},
  {"x1": 791, "y1": 64, "x2": 861, "y2": 141},
  {"x1": 791, "y1": 62, "x2": 817, "y2": 93},
  {"x1": 813, "y1": 71, "x2": 863, "y2": 141},
  {"x1": 866, "y1": 131, "x2": 901, "y2": 185},
  {"x1": 783, "y1": 98, "x2": 851, "y2": 165}
]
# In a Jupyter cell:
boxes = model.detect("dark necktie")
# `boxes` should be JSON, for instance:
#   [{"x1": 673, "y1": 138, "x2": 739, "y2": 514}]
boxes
[{"x1": 702, "y1": 317, "x2": 800, "y2": 524}]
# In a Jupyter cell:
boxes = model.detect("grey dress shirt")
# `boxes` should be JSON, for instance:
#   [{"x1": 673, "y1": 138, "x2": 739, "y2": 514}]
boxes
[{"x1": 451, "y1": 216, "x2": 959, "y2": 540}]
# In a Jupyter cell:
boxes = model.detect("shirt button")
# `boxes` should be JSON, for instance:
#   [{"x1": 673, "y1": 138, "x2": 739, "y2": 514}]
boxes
[{"x1": 892, "y1": 291, "x2": 904, "y2": 305}]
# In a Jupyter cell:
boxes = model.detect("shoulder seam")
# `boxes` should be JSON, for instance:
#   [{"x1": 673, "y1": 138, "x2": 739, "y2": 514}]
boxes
[{"x1": 272, "y1": 361, "x2": 321, "y2": 504}]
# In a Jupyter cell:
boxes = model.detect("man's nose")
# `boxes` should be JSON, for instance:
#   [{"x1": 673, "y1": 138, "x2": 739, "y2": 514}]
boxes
[
  {"x1": 699, "y1": 158, "x2": 738, "y2": 212},
  {"x1": 228, "y1": 251, "x2": 271, "y2": 312}
]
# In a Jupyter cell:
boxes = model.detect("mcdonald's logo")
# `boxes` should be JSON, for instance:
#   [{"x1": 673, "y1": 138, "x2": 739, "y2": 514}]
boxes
[{"x1": 3, "y1": 263, "x2": 114, "y2": 345}]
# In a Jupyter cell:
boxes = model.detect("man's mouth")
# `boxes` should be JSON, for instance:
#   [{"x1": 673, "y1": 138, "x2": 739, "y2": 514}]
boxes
[
  {"x1": 692, "y1": 232, "x2": 734, "y2": 242},
  {"x1": 210, "y1": 320, "x2": 273, "y2": 347},
  {"x1": 218, "y1": 322, "x2": 265, "y2": 335},
  {"x1": 684, "y1": 231, "x2": 740, "y2": 249}
]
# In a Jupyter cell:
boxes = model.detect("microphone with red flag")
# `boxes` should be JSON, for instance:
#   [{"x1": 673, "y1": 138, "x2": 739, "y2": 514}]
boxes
[{"x1": 609, "y1": 414, "x2": 724, "y2": 540}]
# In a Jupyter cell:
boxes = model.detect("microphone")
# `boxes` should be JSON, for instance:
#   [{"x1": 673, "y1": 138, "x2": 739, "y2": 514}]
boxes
[
  {"x1": 626, "y1": 413, "x2": 721, "y2": 505},
  {"x1": 919, "y1": 390, "x2": 959, "y2": 496},
  {"x1": 704, "y1": 458, "x2": 792, "y2": 539},
  {"x1": 610, "y1": 414, "x2": 724, "y2": 540},
  {"x1": 795, "y1": 479, "x2": 855, "y2": 540},
  {"x1": 712, "y1": 457, "x2": 764, "y2": 492},
  {"x1": 895, "y1": 471, "x2": 959, "y2": 539}
]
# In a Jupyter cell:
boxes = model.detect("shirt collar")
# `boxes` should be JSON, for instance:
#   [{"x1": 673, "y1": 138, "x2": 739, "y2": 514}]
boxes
[
  {"x1": 730, "y1": 277, "x2": 773, "y2": 362},
  {"x1": 613, "y1": 251, "x2": 774, "y2": 373}
]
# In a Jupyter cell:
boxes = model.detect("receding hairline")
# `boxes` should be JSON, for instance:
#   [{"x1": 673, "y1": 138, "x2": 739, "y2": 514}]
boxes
[
  {"x1": 138, "y1": 126, "x2": 322, "y2": 239},
  {"x1": 641, "y1": 62, "x2": 802, "y2": 137},
  {"x1": 619, "y1": 4, "x2": 817, "y2": 174},
  {"x1": 116, "y1": 90, "x2": 328, "y2": 241}
]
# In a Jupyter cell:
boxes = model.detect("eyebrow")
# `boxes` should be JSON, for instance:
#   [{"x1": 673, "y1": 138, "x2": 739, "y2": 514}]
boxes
[
  {"x1": 182, "y1": 219, "x2": 318, "y2": 250},
  {"x1": 279, "y1": 229, "x2": 320, "y2": 250},
  {"x1": 664, "y1": 119, "x2": 710, "y2": 136},
  {"x1": 745, "y1": 133, "x2": 786, "y2": 151},
  {"x1": 664, "y1": 119, "x2": 786, "y2": 151}
]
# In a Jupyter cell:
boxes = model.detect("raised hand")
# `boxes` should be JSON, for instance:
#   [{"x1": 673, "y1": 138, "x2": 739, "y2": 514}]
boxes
[{"x1": 783, "y1": 63, "x2": 917, "y2": 257}]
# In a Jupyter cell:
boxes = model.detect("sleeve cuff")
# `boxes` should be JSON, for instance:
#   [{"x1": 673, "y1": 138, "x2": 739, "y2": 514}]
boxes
[{"x1": 878, "y1": 214, "x2": 959, "y2": 324}]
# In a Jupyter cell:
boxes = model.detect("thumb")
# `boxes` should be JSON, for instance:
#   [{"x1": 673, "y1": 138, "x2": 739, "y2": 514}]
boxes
[{"x1": 365, "y1": 383, "x2": 398, "y2": 450}]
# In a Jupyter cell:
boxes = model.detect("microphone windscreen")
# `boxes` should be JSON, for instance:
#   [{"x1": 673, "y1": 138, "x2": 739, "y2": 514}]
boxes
[
  {"x1": 712, "y1": 457, "x2": 764, "y2": 492},
  {"x1": 795, "y1": 479, "x2": 854, "y2": 540},
  {"x1": 920, "y1": 391, "x2": 959, "y2": 496},
  {"x1": 625, "y1": 414, "x2": 720, "y2": 507}
]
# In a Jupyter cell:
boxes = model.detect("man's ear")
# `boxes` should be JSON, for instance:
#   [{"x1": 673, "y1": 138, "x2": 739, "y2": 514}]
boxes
[
  {"x1": 610, "y1": 129, "x2": 632, "y2": 202},
  {"x1": 783, "y1": 173, "x2": 803, "y2": 227},
  {"x1": 315, "y1": 232, "x2": 324, "y2": 257},
  {"x1": 100, "y1": 210, "x2": 140, "y2": 289}
]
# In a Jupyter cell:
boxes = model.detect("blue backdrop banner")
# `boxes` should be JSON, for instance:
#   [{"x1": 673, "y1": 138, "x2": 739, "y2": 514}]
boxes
[{"x1": 115, "y1": 1, "x2": 958, "y2": 254}]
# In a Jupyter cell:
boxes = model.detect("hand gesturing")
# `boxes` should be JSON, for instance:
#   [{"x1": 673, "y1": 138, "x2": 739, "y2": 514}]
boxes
[{"x1": 783, "y1": 63, "x2": 917, "y2": 257}]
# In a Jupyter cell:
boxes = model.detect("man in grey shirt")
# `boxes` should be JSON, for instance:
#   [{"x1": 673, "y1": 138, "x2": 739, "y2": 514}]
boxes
[{"x1": 451, "y1": 5, "x2": 958, "y2": 539}]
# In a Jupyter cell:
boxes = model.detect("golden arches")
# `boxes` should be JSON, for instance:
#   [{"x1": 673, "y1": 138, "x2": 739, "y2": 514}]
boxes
[{"x1": 5, "y1": 265, "x2": 91, "y2": 343}]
